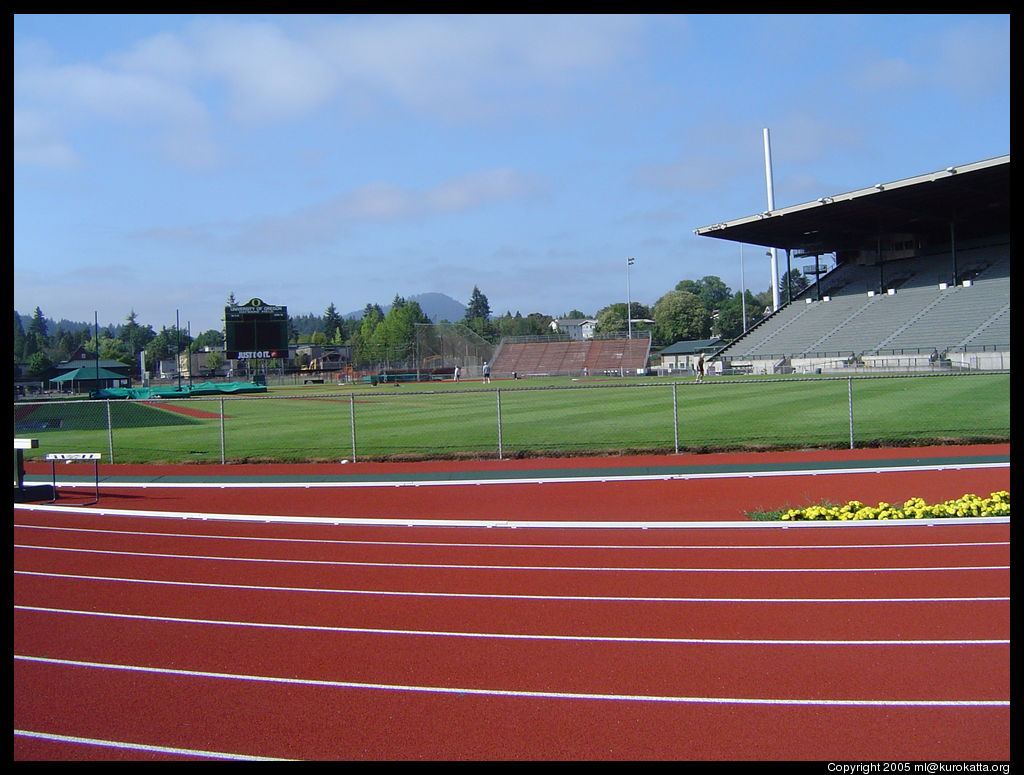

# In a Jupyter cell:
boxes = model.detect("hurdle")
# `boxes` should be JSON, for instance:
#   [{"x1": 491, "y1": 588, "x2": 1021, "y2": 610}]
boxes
[
  {"x1": 43, "y1": 452, "x2": 102, "y2": 505},
  {"x1": 14, "y1": 438, "x2": 58, "y2": 502}
]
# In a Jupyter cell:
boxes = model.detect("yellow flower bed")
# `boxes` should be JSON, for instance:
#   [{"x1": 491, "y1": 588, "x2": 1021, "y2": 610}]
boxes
[{"x1": 778, "y1": 491, "x2": 1010, "y2": 521}]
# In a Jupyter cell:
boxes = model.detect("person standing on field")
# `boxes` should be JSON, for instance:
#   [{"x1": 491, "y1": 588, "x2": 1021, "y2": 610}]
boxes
[
  {"x1": 695, "y1": 354, "x2": 705, "y2": 382},
  {"x1": 482, "y1": 361, "x2": 491, "y2": 384}
]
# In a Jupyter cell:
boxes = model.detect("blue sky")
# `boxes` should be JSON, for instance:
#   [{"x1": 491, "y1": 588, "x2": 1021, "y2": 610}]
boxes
[{"x1": 14, "y1": 13, "x2": 1010, "y2": 335}]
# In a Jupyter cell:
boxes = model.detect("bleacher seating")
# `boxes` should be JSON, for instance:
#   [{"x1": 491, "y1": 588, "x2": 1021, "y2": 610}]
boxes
[
  {"x1": 491, "y1": 336, "x2": 651, "y2": 377},
  {"x1": 716, "y1": 239, "x2": 1009, "y2": 368}
]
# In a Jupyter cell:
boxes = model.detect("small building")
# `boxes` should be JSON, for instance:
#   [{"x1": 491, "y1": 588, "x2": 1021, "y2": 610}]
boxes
[
  {"x1": 294, "y1": 344, "x2": 351, "y2": 372},
  {"x1": 549, "y1": 318, "x2": 597, "y2": 340},
  {"x1": 655, "y1": 339, "x2": 721, "y2": 373},
  {"x1": 48, "y1": 348, "x2": 133, "y2": 392}
]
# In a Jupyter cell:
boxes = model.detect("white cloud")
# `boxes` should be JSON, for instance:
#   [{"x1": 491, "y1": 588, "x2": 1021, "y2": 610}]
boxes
[
  {"x1": 312, "y1": 14, "x2": 645, "y2": 119},
  {"x1": 13, "y1": 110, "x2": 78, "y2": 168},
  {"x1": 17, "y1": 61, "x2": 207, "y2": 125},
  {"x1": 190, "y1": 19, "x2": 339, "y2": 122},
  {"x1": 849, "y1": 57, "x2": 919, "y2": 91},
  {"x1": 14, "y1": 14, "x2": 653, "y2": 169},
  {"x1": 163, "y1": 167, "x2": 543, "y2": 254}
]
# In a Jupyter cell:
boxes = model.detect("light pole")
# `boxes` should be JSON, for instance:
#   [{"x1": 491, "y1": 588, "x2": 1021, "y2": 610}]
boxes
[
  {"x1": 763, "y1": 128, "x2": 780, "y2": 311},
  {"x1": 626, "y1": 256, "x2": 635, "y2": 340}
]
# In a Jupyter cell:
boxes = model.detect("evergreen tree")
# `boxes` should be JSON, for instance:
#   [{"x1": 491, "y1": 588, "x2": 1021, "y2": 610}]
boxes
[
  {"x1": 27, "y1": 307, "x2": 49, "y2": 345},
  {"x1": 464, "y1": 286, "x2": 491, "y2": 322},
  {"x1": 14, "y1": 311, "x2": 26, "y2": 360},
  {"x1": 322, "y1": 303, "x2": 345, "y2": 340}
]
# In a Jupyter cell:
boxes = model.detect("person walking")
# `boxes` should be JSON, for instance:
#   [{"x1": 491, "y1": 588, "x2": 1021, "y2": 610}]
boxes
[{"x1": 695, "y1": 353, "x2": 705, "y2": 383}]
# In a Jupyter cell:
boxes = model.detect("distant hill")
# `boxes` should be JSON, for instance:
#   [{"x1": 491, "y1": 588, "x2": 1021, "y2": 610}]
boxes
[{"x1": 345, "y1": 292, "x2": 467, "y2": 323}]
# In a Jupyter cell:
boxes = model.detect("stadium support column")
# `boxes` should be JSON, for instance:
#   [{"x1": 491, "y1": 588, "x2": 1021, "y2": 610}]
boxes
[
  {"x1": 786, "y1": 249, "x2": 792, "y2": 304},
  {"x1": 950, "y1": 220, "x2": 958, "y2": 285},
  {"x1": 763, "y1": 128, "x2": 780, "y2": 311}
]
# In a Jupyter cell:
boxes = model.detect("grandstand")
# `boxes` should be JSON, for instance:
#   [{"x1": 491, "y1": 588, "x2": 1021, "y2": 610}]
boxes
[
  {"x1": 695, "y1": 155, "x2": 1010, "y2": 374},
  {"x1": 491, "y1": 333, "x2": 652, "y2": 378}
]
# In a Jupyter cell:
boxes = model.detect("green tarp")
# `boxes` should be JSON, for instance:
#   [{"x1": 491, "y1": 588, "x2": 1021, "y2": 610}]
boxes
[{"x1": 91, "y1": 381, "x2": 268, "y2": 399}]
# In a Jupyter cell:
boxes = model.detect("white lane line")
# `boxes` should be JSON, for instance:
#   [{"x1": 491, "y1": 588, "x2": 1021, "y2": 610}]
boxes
[
  {"x1": 14, "y1": 570, "x2": 1010, "y2": 604},
  {"x1": 26, "y1": 460, "x2": 1010, "y2": 489},
  {"x1": 15, "y1": 654, "x2": 1008, "y2": 707},
  {"x1": 13, "y1": 729, "x2": 291, "y2": 761},
  {"x1": 12, "y1": 544, "x2": 1010, "y2": 572},
  {"x1": 14, "y1": 605, "x2": 1009, "y2": 646},
  {"x1": 14, "y1": 502, "x2": 1010, "y2": 528},
  {"x1": 12, "y1": 522, "x2": 1012, "y2": 550}
]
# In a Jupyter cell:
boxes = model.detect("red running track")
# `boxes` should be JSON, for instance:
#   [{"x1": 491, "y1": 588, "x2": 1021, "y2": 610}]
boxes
[{"x1": 13, "y1": 447, "x2": 1010, "y2": 760}]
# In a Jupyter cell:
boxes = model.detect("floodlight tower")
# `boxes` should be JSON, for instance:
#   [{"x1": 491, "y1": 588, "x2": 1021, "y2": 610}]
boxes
[
  {"x1": 763, "y1": 128, "x2": 781, "y2": 311},
  {"x1": 626, "y1": 256, "x2": 635, "y2": 340}
]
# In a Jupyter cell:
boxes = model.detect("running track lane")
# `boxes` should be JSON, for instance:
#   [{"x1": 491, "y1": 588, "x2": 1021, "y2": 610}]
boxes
[
  {"x1": 14, "y1": 518, "x2": 1009, "y2": 759},
  {"x1": 20, "y1": 447, "x2": 1011, "y2": 524}
]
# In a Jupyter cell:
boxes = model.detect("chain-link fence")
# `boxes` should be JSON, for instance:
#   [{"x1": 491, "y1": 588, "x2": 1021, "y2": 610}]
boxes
[{"x1": 13, "y1": 372, "x2": 1009, "y2": 464}]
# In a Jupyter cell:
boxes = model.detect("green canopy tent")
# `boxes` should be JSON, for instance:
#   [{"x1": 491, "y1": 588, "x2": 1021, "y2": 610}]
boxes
[{"x1": 49, "y1": 366, "x2": 129, "y2": 394}]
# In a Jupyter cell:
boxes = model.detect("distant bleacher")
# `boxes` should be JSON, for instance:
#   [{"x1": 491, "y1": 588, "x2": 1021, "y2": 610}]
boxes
[
  {"x1": 715, "y1": 238, "x2": 1009, "y2": 373},
  {"x1": 492, "y1": 334, "x2": 651, "y2": 378}
]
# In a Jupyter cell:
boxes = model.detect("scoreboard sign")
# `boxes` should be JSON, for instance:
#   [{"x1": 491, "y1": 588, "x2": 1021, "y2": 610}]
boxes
[{"x1": 225, "y1": 298, "x2": 289, "y2": 359}]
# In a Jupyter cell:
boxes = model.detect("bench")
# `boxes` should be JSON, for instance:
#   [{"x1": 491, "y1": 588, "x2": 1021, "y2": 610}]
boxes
[{"x1": 43, "y1": 452, "x2": 102, "y2": 505}]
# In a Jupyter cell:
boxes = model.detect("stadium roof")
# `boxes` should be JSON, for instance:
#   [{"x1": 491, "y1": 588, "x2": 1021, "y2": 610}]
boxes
[{"x1": 694, "y1": 154, "x2": 1009, "y2": 256}]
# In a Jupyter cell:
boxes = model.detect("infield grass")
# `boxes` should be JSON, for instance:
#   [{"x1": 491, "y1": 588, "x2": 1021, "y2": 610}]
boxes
[{"x1": 14, "y1": 372, "x2": 1010, "y2": 463}]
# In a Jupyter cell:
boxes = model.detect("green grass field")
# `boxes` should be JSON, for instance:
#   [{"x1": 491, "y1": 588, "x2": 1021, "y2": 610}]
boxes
[{"x1": 14, "y1": 372, "x2": 1010, "y2": 463}]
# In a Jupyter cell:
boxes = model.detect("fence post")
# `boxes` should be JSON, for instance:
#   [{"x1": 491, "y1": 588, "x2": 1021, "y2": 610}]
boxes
[
  {"x1": 219, "y1": 397, "x2": 226, "y2": 464},
  {"x1": 672, "y1": 383, "x2": 680, "y2": 454},
  {"x1": 847, "y1": 377, "x2": 855, "y2": 449},
  {"x1": 106, "y1": 400, "x2": 115, "y2": 464},
  {"x1": 349, "y1": 395, "x2": 357, "y2": 462},
  {"x1": 496, "y1": 388, "x2": 504, "y2": 460}
]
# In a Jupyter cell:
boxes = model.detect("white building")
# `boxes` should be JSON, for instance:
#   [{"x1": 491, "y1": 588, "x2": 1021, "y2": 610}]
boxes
[{"x1": 549, "y1": 318, "x2": 597, "y2": 340}]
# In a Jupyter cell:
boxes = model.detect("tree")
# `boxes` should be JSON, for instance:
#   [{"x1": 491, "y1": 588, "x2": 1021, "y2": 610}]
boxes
[
  {"x1": 84, "y1": 333, "x2": 132, "y2": 365},
  {"x1": 594, "y1": 302, "x2": 651, "y2": 335},
  {"x1": 352, "y1": 304, "x2": 385, "y2": 367},
  {"x1": 322, "y1": 303, "x2": 345, "y2": 341},
  {"x1": 23, "y1": 307, "x2": 49, "y2": 358},
  {"x1": 714, "y1": 290, "x2": 761, "y2": 340},
  {"x1": 652, "y1": 290, "x2": 711, "y2": 344},
  {"x1": 27, "y1": 306, "x2": 48, "y2": 341},
  {"x1": 780, "y1": 269, "x2": 811, "y2": 301},
  {"x1": 14, "y1": 312, "x2": 26, "y2": 360},
  {"x1": 119, "y1": 311, "x2": 156, "y2": 374},
  {"x1": 193, "y1": 329, "x2": 225, "y2": 350},
  {"x1": 205, "y1": 351, "x2": 226, "y2": 373},
  {"x1": 143, "y1": 326, "x2": 192, "y2": 372},
  {"x1": 26, "y1": 352, "x2": 53, "y2": 380},
  {"x1": 675, "y1": 276, "x2": 731, "y2": 308},
  {"x1": 464, "y1": 286, "x2": 491, "y2": 323}
]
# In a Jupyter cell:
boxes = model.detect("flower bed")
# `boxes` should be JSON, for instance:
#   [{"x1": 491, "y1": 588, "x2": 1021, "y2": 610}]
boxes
[{"x1": 750, "y1": 491, "x2": 1009, "y2": 521}]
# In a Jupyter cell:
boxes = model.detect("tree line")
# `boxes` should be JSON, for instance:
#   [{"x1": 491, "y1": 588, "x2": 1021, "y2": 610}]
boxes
[
  {"x1": 15, "y1": 270, "x2": 810, "y2": 378},
  {"x1": 13, "y1": 307, "x2": 223, "y2": 381}
]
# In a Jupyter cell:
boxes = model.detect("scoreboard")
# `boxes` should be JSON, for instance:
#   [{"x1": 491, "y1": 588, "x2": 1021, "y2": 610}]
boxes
[{"x1": 225, "y1": 298, "x2": 289, "y2": 359}]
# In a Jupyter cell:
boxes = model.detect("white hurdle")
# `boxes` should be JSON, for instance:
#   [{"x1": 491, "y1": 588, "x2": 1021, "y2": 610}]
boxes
[{"x1": 43, "y1": 452, "x2": 102, "y2": 505}]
